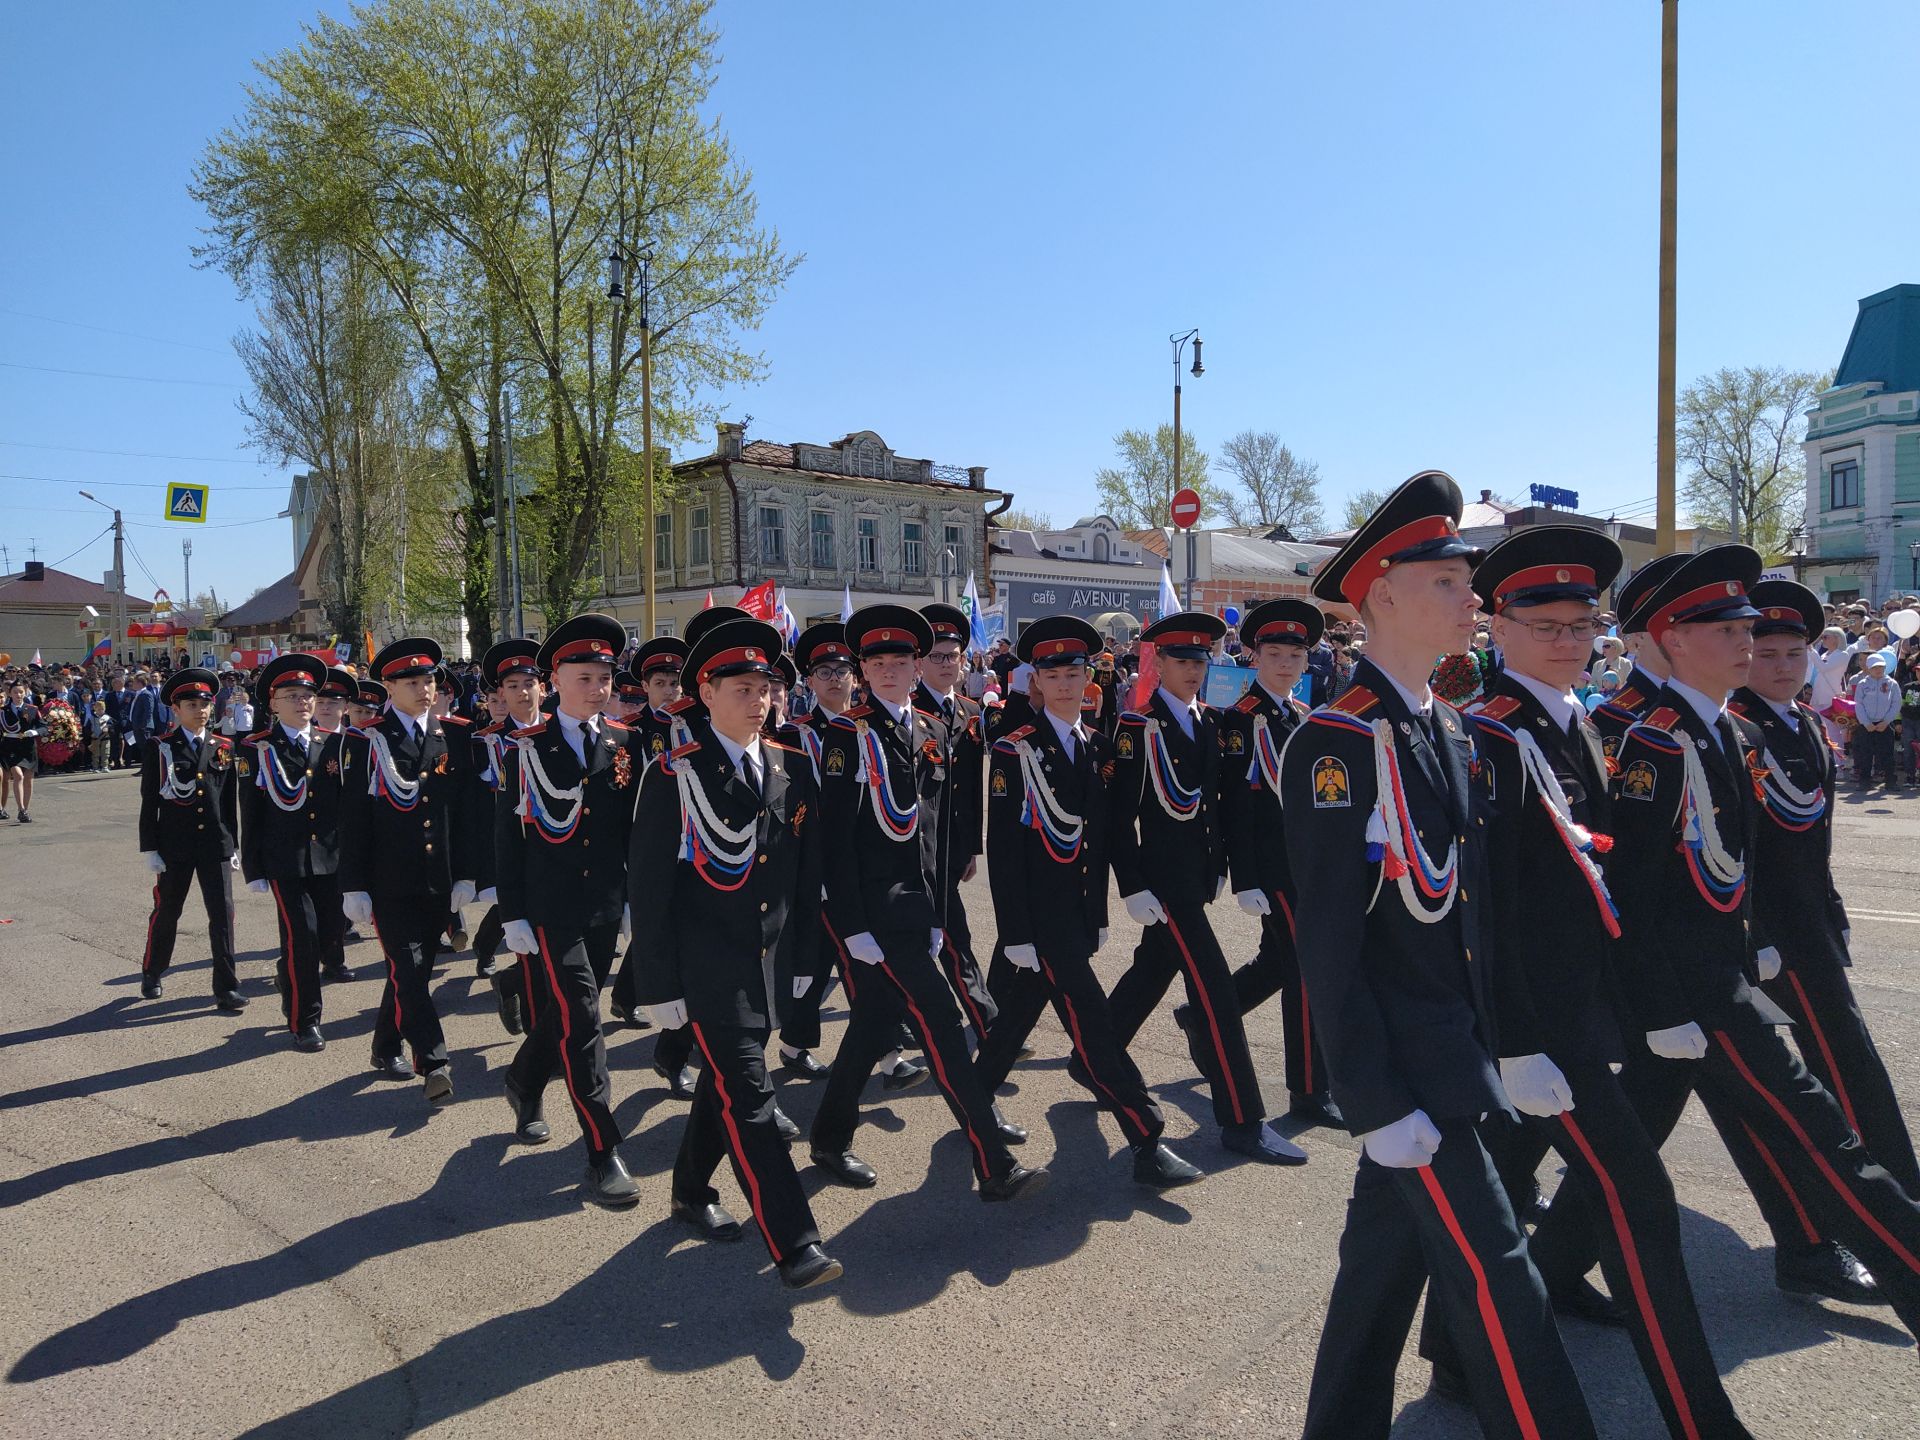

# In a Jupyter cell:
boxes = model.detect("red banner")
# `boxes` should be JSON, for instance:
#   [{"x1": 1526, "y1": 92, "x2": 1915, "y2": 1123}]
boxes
[
  {"x1": 127, "y1": 621, "x2": 182, "y2": 639},
  {"x1": 739, "y1": 579, "x2": 777, "y2": 621}
]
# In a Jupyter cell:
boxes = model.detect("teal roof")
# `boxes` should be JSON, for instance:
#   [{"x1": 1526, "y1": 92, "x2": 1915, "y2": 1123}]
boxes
[{"x1": 1834, "y1": 284, "x2": 1920, "y2": 395}]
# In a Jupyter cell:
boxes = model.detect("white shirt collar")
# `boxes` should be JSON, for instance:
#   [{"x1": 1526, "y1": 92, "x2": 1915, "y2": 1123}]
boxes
[
  {"x1": 182, "y1": 726, "x2": 208, "y2": 743},
  {"x1": 711, "y1": 728, "x2": 763, "y2": 774},
  {"x1": 390, "y1": 706, "x2": 424, "y2": 737},
  {"x1": 873, "y1": 693, "x2": 912, "y2": 725},
  {"x1": 1044, "y1": 706, "x2": 1083, "y2": 750},
  {"x1": 1667, "y1": 677, "x2": 1727, "y2": 734},
  {"x1": 1256, "y1": 678, "x2": 1297, "y2": 710},
  {"x1": 1375, "y1": 666, "x2": 1433, "y2": 718},
  {"x1": 1504, "y1": 669, "x2": 1582, "y2": 732},
  {"x1": 555, "y1": 707, "x2": 597, "y2": 735},
  {"x1": 1762, "y1": 695, "x2": 1800, "y2": 730},
  {"x1": 280, "y1": 723, "x2": 313, "y2": 745},
  {"x1": 1156, "y1": 686, "x2": 1199, "y2": 721}
]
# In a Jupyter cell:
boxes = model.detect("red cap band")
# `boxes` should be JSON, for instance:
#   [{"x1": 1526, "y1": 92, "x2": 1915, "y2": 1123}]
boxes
[
  {"x1": 175, "y1": 683, "x2": 212, "y2": 698},
  {"x1": 638, "y1": 653, "x2": 682, "y2": 675},
  {"x1": 1034, "y1": 637, "x2": 1090, "y2": 660},
  {"x1": 268, "y1": 672, "x2": 317, "y2": 692},
  {"x1": 1155, "y1": 630, "x2": 1213, "y2": 649},
  {"x1": 1253, "y1": 619, "x2": 1308, "y2": 642},
  {"x1": 1494, "y1": 563, "x2": 1597, "y2": 610},
  {"x1": 379, "y1": 653, "x2": 434, "y2": 679},
  {"x1": 1340, "y1": 515, "x2": 1459, "y2": 607},
  {"x1": 858, "y1": 626, "x2": 910, "y2": 651},
  {"x1": 807, "y1": 642, "x2": 853, "y2": 666},
  {"x1": 696, "y1": 645, "x2": 768, "y2": 685},
  {"x1": 929, "y1": 622, "x2": 964, "y2": 640},
  {"x1": 553, "y1": 638, "x2": 617, "y2": 665},
  {"x1": 1650, "y1": 579, "x2": 1749, "y2": 640}
]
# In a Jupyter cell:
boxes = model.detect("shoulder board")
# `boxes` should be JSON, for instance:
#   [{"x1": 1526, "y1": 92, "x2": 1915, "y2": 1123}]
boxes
[
  {"x1": 475, "y1": 721, "x2": 501, "y2": 736},
  {"x1": 1118, "y1": 710, "x2": 1149, "y2": 726},
  {"x1": 1642, "y1": 706, "x2": 1681, "y2": 731},
  {"x1": 1613, "y1": 687, "x2": 1649, "y2": 713},
  {"x1": 840, "y1": 704, "x2": 873, "y2": 721},
  {"x1": 1725, "y1": 700, "x2": 1750, "y2": 718},
  {"x1": 242, "y1": 729, "x2": 272, "y2": 744},
  {"x1": 1469, "y1": 712, "x2": 1518, "y2": 742},
  {"x1": 440, "y1": 713, "x2": 471, "y2": 728},
  {"x1": 827, "y1": 712, "x2": 862, "y2": 732},
  {"x1": 1232, "y1": 692, "x2": 1261, "y2": 713},
  {"x1": 1469, "y1": 694, "x2": 1522, "y2": 723},
  {"x1": 665, "y1": 696, "x2": 699, "y2": 715},
  {"x1": 765, "y1": 739, "x2": 801, "y2": 756},
  {"x1": 518, "y1": 720, "x2": 550, "y2": 737},
  {"x1": 213, "y1": 735, "x2": 233, "y2": 748},
  {"x1": 669, "y1": 739, "x2": 701, "y2": 759},
  {"x1": 602, "y1": 717, "x2": 629, "y2": 731},
  {"x1": 997, "y1": 724, "x2": 1036, "y2": 747},
  {"x1": 1329, "y1": 685, "x2": 1380, "y2": 717}
]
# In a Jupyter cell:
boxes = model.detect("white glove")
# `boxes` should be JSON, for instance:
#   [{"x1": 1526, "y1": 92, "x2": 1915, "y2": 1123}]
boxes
[
  {"x1": 342, "y1": 891, "x2": 374, "y2": 926},
  {"x1": 929, "y1": 928, "x2": 943, "y2": 958},
  {"x1": 1005, "y1": 943, "x2": 1041, "y2": 971},
  {"x1": 1098, "y1": 928, "x2": 1109, "y2": 948},
  {"x1": 845, "y1": 931, "x2": 886, "y2": 965},
  {"x1": 1756, "y1": 945, "x2": 1782, "y2": 982},
  {"x1": 1124, "y1": 891, "x2": 1167, "y2": 927},
  {"x1": 1236, "y1": 888, "x2": 1271, "y2": 917},
  {"x1": 229, "y1": 853, "x2": 241, "y2": 872},
  {"x1": 142, "y1": 851, "x2": 166, "y2": 874},
  {"x1": 501, "y1": 919, "x2": 538, "y2": 956},
  {"x1": 1499, "y1": 1054, "x2": 1576, "y2": 1118},
  {"x1": 1361, "y1": 1109, "x2": 1443, "y2": 1168},
  {"x1": 476, "y1": 887, "x2": 498, "y2": 907},
  {"x1": 793, "y1": 975, "x2": 812, "y2": 999},
  {"x1": 247, "y1": 879, "x2": 270, "y2": 894},
  {"x1": 647, "y1": 999, "x2": 689, "y2": 1029},
  {"x1": 449, "y1": 879, "x2": 476, "y2": 910},
  {"x1": 1646, "y1": 1022, "x2": 1709, "y2": 1060}
]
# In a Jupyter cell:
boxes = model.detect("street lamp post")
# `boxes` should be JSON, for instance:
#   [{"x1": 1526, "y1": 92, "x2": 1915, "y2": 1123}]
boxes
[
  {"x1": 1169, "y1": 328, "x2": 1204, "y2": 607},
  {"x1": 1908, "y1": 539, "x2": 1918, "y2": 592},
  {"x1": 77, "y1": 490, "x2": 126, "y2": 664},
  {"x1": 609, "y1": 245, "x2": 657, "y2": 636}
]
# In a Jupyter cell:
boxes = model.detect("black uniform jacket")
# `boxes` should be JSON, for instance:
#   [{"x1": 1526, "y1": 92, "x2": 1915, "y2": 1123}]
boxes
[
  {"x1": 1218, "y1": 681, "x2": 1308, "y2": 906},
  {"x1": 1466, "y1": 676, "x2": 1626, "y2": 1064},
  {"x1": 1589, "y1": 664, "x2": 1662, "y2": 766},
  {"x1": 914, "y1": 680, "x2": 984, "y2": 880},
  {"x1": 493, "y1": 713, "x2": 647, "y2": 931},
  {"x1": 986, "y1": 716, "x2": 1112, "y2": 958},
  {"x1": 1280, "y1": 659, "x2": 1502, "y2": 1136},
  {"x1": 336, "y1": 710, "x2": 477, "y2": 899},
  {"x1": 1732, "y1": 687, "x2": 1850, "y2": 973},
  {"x1": 1606, "y1": 684, "x2": 1783, "y2": 1033},
  {"x1": 817, "y1": 700, "x2": 942, "y2": 941},
  {"x1": 236, "y1": 726, "x2": 339, "y2": 881},
  {"x1": 1108, "y1": 688, "x2": 1226, "y2": 906},
  {"x1": 627, "y1": 718, "x2": 823, "y2": 1027},
  {"x1": 138, "y1": 727, "x2": 239, "y2": 861}
]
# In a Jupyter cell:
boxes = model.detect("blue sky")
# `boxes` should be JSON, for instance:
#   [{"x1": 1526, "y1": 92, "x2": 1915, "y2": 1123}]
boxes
[{"x1": 4, "y1": 1, "x2": 1917, "y2": 609}]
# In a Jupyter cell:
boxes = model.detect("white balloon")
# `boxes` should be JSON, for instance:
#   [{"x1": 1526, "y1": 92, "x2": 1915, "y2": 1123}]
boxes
[{"x1": 1887, "y1": 608, "x2": 1920, "y2": 639}]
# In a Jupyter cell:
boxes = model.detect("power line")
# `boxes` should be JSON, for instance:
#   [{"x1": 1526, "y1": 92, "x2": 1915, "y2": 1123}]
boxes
[
  {"x1": 0, "y1": 360, "x2": 240, "y2": 390},
  {"x1": 0, "y1": 524, "x2": 112, "y2": 589},
  {"x1": 0, "y1": 306, "x2": 232, "y2": 356},
  {"x1": 0, "y1": 439, "x2": 272, "y2": 466}
]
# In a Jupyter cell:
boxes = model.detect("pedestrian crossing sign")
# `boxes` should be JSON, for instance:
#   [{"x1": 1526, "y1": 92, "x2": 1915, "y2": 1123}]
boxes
[{"x1": 165, "y1": 483, "x2": 209, "y2": 523}]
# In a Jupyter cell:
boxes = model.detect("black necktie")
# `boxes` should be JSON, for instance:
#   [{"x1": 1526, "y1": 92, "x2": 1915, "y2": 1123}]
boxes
[
  {"x1": 1716, "y1": 714, "x2": 1742, "y2": 770},
  {"x1": 740, "y1": 753, "x2": 761, "y2": 799},
  {"x1": 293, "y1": 732, "x2": 309, "y2": 761}
]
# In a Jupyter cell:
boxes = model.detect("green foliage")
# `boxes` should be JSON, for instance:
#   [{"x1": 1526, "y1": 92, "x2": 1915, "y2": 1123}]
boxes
[
  {"x1": 1341, "y1": 487, "x2": 1388, "y2": 530},
  {"x1": 1217, "y1": 430, "x2": 1325, "y2": 535},
  {"x1": 1679, "y1": 366, "x2": 1828, "y2": 559},
  {"x1": 1092, "y1": 425, "x2": 1225, "y2": 530}
]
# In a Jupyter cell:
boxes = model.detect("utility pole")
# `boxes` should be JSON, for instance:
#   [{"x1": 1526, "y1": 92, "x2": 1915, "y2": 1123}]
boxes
[
  {"x1": 77, "y1": 493, "x2": 127, "y2": 665},
  {"x1": 182, "y1": 538, "x2": 192, "y2": 622},
  {"x1": 1656, "y1": 0, "x2": 1679, "y2": 552}
]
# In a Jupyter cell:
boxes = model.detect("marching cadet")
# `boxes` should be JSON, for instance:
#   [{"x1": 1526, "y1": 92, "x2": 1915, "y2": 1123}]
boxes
[
  {"x1": 1418, "y1": 527, "x2": 1757, "y2": 1438},
  {"x1": 338, "y1": 638, "x2": 480, "y2": 1102},
  {"x1": 136, "y1": 668, "x2": 247, "y2": 1012},
  {"x1": 1286, "y1": 473, "x2": 1598, "y2": 1440},
  {"x1": 808, "y1": 604, "x2": 1046, "y2": 1201},
  {"x1": 1589, "y1": 545, "x2": 1920, "y2": 1339},
  {"x1": 309, "y1": 666, "x2": 357, "y2": 983},
  {"x1": 471, "y1": 640, "x2": 546, "y2": 1035},
  {"x1": 607, "y1": 635, "x2": 686, "y2": 1028},
  {"x1": 914, "y1": 602, "x2": 995, "y2": 1042},
  {"x1": 1210, "y1": 597, "x2": 1339, "y2": 1128},
  {"x1": 1104, "y1": 610, "x2": 1305, "y2": 1166},
  {"x1": 976, "y1": 615, "x2": 1202, "y2": 1189},
  {"x1": 1588, "y1": 552, "x2": 1687, "y2": 763},
  {"x1": 344, "y1": 678, "x2": 385, "y2": 733},
  {"x1": 1735, "y1": 579, "x2": 1919, "y2": 1198},
  {"x1": 493, "y1": 614, "x2": 648, "y2": 1208},
  {"x1": 237, "y1": 654, "x2": 338, "y2": 1052},
  {"x1": 627, "y1": 618, "x2": 843, "y2": 1287}
]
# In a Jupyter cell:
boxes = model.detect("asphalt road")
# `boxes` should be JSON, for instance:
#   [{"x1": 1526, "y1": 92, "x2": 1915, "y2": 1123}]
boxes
[{"x1": 2, "y1": 766, "x2": 1916, "y2": 1438}]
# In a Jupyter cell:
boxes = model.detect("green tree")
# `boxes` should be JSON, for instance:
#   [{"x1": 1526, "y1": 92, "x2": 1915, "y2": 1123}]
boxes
[
  {"x1": 1679, "y1": 366, "x2": 1827, "y2": 558},
  {"x1": 995, "y1": 506, "x2": 1055, "y2": 533},
  {"x1": 1217, "y1": 429, "x2": 1325, "y2": 535},
  {"x1": 1092, "y1": 425, "x2": 1224, "y2": 530},
  {"x1": 1341, "y1": 487, "x2": 1388, "y2": 530}
]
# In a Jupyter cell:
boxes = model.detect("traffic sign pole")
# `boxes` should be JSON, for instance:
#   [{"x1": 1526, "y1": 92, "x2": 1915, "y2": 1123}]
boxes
[{"x1": 1170, "y1": 486, "x2": 1202, "y2": 610}]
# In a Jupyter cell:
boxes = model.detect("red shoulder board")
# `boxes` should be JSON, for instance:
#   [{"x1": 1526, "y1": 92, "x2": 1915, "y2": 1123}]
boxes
[
  {"x1": 440, "y1": 713, "x2": 471, "y2": 728},
  {"x1": 665, "y1": 696, "x2": 699, "y2": 715},
  {"x1": 765, "y1": 739, "x2": 800, "y2": 755},
  {"x1": 1615, "y1": 688, "x2": 1649, "y2": 713},
  {"x1": 1329, "y1": 685, "x2": 1379, "y2": 717},
  {"x1": 213, "y1": 735, "x2": 233, "y2": 748},
  {"x1": 1233, "y1": 692, "x2": 1261, "y2": 713},
  {"x1": 1471, "y1": 695, "x2": 1522, "y2": 723},
  {"x1": 518, "y1": 720, "x2": 550, "y2": 736},
  {"x1": 602, "y1": 717, "x2": 629, "y2": 731},
  {"x1": 841, "y1": 704, "x2": 873, "y2": 720},
  {"x1": 1642, "y1": 707, "x2": 1681, "y2": 731},
  {"x1": 1726, "y1": 700, "x2": 1749, "y2": 717},
  {"x1": 669, "y1": 739, "x2": 701, "y2": 759},
  {"x1": 1003, "y1": 725, "x2": 1035, "y2": 744},
  {"x1": 242, "y1": 729, "x2": 271, "y2": 744}
]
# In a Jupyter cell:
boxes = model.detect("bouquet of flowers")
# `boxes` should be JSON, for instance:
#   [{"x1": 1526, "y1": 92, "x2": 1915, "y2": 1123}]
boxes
[
  {"x1": 1431, "y1": 650, "x2": 1493, "y2": 706},
  {"x1": 39, "y1": 698, "x2": 81, "y2": 768}
]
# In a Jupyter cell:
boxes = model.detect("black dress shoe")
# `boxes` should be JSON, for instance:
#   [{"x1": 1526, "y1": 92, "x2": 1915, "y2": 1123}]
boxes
[
  {"x1": 608, "y1": 999, "x2": 632, "y2": 1025},
  {"x1": 504, "y1": 1080, "x2": 551, "y2": 1143},
  {"x1": 991, "y1": 1104, "x2": 1028, "y2": 1144},
  {"x1": 140, "y1": 977, "x2": 163, "y2": 999},
  {"x1": 1286, "y1": 1092, "x2": 1344, "y2": 1129},
  {"x1": 474, "y1": 953, "x2": 499, "y2": 978},
  {"x1": 670, "y1": 1196, "x2": 743, "y2": 1241},
  {"x1": 1776, "y1": 1241, "x2": 1886, "y2": 1306},
  {"x1": 215, "y1": 991, "x2": 249, "y2": 1013},
  {"x1": 810, "y1": 1148, "x2": 878, "y2": 1188},
  {"x1": 779, "y1": 1048, "x2": 829, "y2": 1078},
  {"x1": 653, "y1": 1060, "x2": 698, "y2": 1099},
  {"x1": 777, "y1": 1243, "x2": 844, "y2": 1290},
  {"x1": 321, "y1": 963, "x2": 352, "y2": 984},
  {"x1": 1547, "y1": 1276, "x2": 1628, "y2": 1327},
  {"x1": 772, "y1": 1102, "x2": 802, "y2": 1144},
  {"x1": 496, "y1": 986, "x2": 524, "y2": 1036},
  {"x1": 980, "y1": 1163, "x2": 1050, "y2": 1203},
  {"x1": 582, "y1": 1151, "x2": 641, "y2": 1208},
  {"x1": 881, "y1": 1056, "x2": 929, "y2": 1092},
  {"x1": 1132, "y1": 1140, "x2": 1204, "y2": 1188},
  {"x1": 1170, "y1": 1003, "x2": 1210, "y2": 1077},
  {"x1": 372, "y1": 1052, "x2": 415, "y2": 1081},
  {"x1": 1221, "y1": 1120, "x2": 1308, "y2": 1166},
  {"x1": 292, "y1": 1027, "x2": 326, "y2": 1053},
  {"x1": 1429, "y1": 1358, "x2": 1471, "y2": 1407},
  {"x1": 422, "y1": 1066, "x2": 454, "y2": 1104}
]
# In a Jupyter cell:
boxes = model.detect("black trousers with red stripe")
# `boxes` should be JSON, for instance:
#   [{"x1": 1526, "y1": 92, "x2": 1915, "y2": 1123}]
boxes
[
  {"x1": 266, "y1": 876, "x2": 325, "y2": 1033},
  {"x1": 369, "y1": 895, "x2": 449, "y2": 1073},
  {"x1": 811, "y1": 927, "x2": 1015, "y2": 1184},
  {"x1": 1106, "y1": 902, "x2": 1265, "y2": 1129},
  {"x1": 1228, "y1": 890, "x2": 1326, "y2": 1103},
  {"x1": 1763, "y1": 960, "x2": 1919, "y2": 1197},
  {"x1": 141, "y1": 852, "x2": 238, "y2": 997},
  {"x1": 1302, "y1": 1120, "x2": 1597, "y2": 1440},
  {"x1": 508, "y1": 921, "x2": 621, "y2": 1159},
  {"x1": 1420, "y1": 1056, "x2": 1754, "y2": 1440},
  {"x1": 677, "y1": 1021, "x2": 822, "y2": 1264},
  {"x1": 937, "y1": 880, "x2": 998, "y2": 1037},
  {"x1": 310, "y1": 873, "x2": 345, "y2": 972},
  {"x1": 975, "y1": 946, "x2": 1162, "y2": 1148}
]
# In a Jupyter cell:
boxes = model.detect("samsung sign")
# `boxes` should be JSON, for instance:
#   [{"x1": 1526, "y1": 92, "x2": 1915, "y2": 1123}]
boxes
[{"x1": 1002, "y1": 580, "x2": 1168, "y2": 625}]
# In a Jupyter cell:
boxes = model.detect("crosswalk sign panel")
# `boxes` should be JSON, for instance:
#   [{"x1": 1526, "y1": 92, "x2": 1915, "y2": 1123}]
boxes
[{"x1": 165, "y1": 483, "x2": 209, "y2": 523}]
